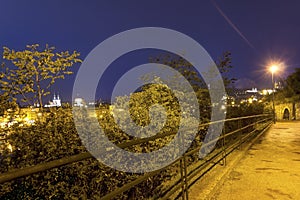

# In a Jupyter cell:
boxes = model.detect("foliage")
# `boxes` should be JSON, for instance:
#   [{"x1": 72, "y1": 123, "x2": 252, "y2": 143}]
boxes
[
  {"x1": 225, "y1": 102, "x2": 265, "y2": 135},
  {"x1": 148, "y1": 51, "x2": 236, "y2": 121},
  {"x1": 227, "y1": 102, "x2": 265, "y2": 118},
  {"x1": 0, "y1": 79, "x2": 200, "y2": 199},
  {"x1": 149, "y1": 51, "x2": 235, "y2": 90},
  {"x1": 0, "y1": 44, "x2": 81, "y2": 108},
  {"x1": 215, "y1": 51, "x2": 236, "y2": 88},
  {"x1": 0, "y1": 93, "x2": 18, "y2": 117},
  {"x1": 283, "y1": 68, "x2": 300, "y2": 99},
  {"x1": 98, "y1": 82, "x2": 198, "y2": 149},
  {"x1": 271, "y1": 68, "x2": 300, "y2": 104},
  {"x1": 0, "y1": 108, "x2": 167, "y2": 199}
]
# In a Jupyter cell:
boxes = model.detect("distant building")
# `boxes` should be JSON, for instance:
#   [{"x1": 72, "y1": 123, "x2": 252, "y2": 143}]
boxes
[
  {"x1": 275, "y1": 81, "x2": 283, "y2": 90},
  {"x1": 44, "y1": 93, "x2": 61, "y2": 108},
  {"x1": 246, "y1": 88, "x2": 258, "y2": 93},
  {"x1": 73, "y1": 97, "x2": 87, "y2": 107},
  {"x1": 230, "y1": 88, "x2": 263, "y2": 104},
  {"x1": 88, "y1": 101, "x2": 96, "y2": 106},
  {"x1": 260, "y1": 89, "x2": 273, "y2": 95}
]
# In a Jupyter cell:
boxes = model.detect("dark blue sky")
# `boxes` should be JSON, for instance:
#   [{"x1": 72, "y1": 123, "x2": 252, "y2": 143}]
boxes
[{"x1": 1, "y1": 0, "x2": 300, "y2": 102}]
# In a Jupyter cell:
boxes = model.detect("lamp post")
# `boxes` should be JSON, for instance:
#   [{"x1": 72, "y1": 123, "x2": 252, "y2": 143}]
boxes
[{"x1": 270, "y1": 65, "x2": 278, "y2": 123}]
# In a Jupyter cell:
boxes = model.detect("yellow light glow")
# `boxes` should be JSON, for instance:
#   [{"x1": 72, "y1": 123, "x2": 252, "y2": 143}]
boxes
[
  {"x1": 7, "y1": 144, "x2": 13, "y2": 152},
  {"x1": 248, "y1": 98, "x2": 253, "y2": 104},
  {"x1": 266, "y1": 59, "x2": 285, "y2": 75},
  {"x1": 269, "y1": 65, "x2": 278, "y2": 73}
]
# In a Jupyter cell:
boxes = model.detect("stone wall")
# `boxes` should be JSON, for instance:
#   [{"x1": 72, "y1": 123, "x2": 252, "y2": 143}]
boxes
[
  {"x1": 274, "y1": 102, "x2": 300, "y2": 120},
  {"x1": 296, "y1": 102, "x2": 300, "y2": 120}
]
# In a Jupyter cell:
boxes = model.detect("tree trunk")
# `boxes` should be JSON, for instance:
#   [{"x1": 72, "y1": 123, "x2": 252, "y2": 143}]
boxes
[{"x1": 36, "y1": 73, "x2": 43, "y2": 111}]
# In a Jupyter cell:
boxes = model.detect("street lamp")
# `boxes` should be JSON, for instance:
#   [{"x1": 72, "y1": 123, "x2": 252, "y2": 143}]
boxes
[{"x1": 269, "y1": 65, "x2": 278, "y2": 123}]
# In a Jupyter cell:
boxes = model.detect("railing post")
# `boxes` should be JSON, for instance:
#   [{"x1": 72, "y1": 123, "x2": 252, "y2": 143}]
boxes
[
  {"x1": 179, "y1": 154, "x2": 189, "y2": 200},
  {"x1": 180, "y1": 158, "x2": 185, "y2": 200},
  {"x1": 183, "y1": 154, "x2": 189, "y2": 200},
  {"x1": 238, "y1": 119, "x2": 242, "y2": 150},
  {"x1": 220, "y1": 125, "x2": 226, "y2": 166},
  {"x1": 273, "y1": 109, "x2": 276, "y2": 124}
]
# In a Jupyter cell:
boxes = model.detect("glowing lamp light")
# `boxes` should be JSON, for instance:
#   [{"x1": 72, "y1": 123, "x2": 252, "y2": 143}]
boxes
[
  {"x1": 266, "y1": 60, "x2": 284, "y2": 124},
  {"x1": 248, "y1": 98, "x2": 253, "y2": 104},
  {"x1": 7, "y1": 144, "x2": 13, "y2": 152},
  {"x1": 269, "y1": 65, "x2": 278, "y2": 74}
]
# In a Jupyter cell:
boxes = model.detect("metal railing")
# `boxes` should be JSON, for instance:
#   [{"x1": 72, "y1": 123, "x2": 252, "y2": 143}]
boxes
[{"x1": 0, "y1": 114, "x2": 273, "y2": 199}]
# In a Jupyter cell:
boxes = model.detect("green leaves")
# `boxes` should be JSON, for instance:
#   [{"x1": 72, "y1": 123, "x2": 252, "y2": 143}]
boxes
[
  {"x1": 285, "y1": 68, "x2": 300, "y2": 97},
  {"x1": 0, "y1": 107, "x2": 168, "y2": 199},
  {"x1": 1, "y1": 44, "x2": 82, "y2": 108},
  {"x1": 272, "y1": 68, "x2": 300, "y2": 102}
]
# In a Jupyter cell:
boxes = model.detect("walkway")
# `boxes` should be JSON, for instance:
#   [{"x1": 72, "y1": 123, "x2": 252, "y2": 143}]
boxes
[{"x1": 209, "y1": 121, "x2": 300, "y2": 199}]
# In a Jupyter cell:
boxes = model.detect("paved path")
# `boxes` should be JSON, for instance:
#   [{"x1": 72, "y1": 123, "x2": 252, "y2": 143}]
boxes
[{"x1": 209, "y1": 121, "x2": 300, "y2": 200}]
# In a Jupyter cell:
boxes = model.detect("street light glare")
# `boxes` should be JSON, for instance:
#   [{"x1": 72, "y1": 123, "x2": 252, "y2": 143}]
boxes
[
  {"x1": 266, "y1": 60, "x2": 282, "y2": 124},
  {"x1": 270, "y1": 65, "x2": 278, "y2": 73}
]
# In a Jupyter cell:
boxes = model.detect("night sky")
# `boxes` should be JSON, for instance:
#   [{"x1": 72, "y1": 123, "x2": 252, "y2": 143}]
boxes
[{"x1": 1, "y1": 0, "x2": 300, "y2": 102}]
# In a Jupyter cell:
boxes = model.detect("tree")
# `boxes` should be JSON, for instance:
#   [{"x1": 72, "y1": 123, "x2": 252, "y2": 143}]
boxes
[
  {"x1": 0, "y1": 44, "x2": 81, "y2": 109},
  {"x1": 149, "y1": 51, "x2": 235, "y2": 90},
  {"x1": 215, "y1": 51, "x2": 236, "y2": 88},
  {"x1": 273, "y1": 68, "x2": 300, "y2": 104},
  {"x1": 147, "y1": 51, "x2": 235, "y2": 120},
  {"x1": 0, "y1": 93, "x2": 18, "y2": 116},
  {"x1": 285, "y1": 68, "x2": 300, "y2": 98}
]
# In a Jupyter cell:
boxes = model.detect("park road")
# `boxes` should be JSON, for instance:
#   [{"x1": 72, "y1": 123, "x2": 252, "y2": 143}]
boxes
[{"x1": 209, "y1": 121, "x2": 300, "y2": 200}]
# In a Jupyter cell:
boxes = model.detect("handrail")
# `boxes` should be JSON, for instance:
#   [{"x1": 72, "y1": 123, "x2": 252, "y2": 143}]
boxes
[{"x1": 0, "y1": 152, "x2": 92, "y2": 184}]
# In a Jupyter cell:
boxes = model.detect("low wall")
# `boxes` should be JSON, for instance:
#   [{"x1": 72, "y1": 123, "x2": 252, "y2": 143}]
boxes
[{"x1": 275, "y1": 102, "x2": 300, "y2": 120}]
